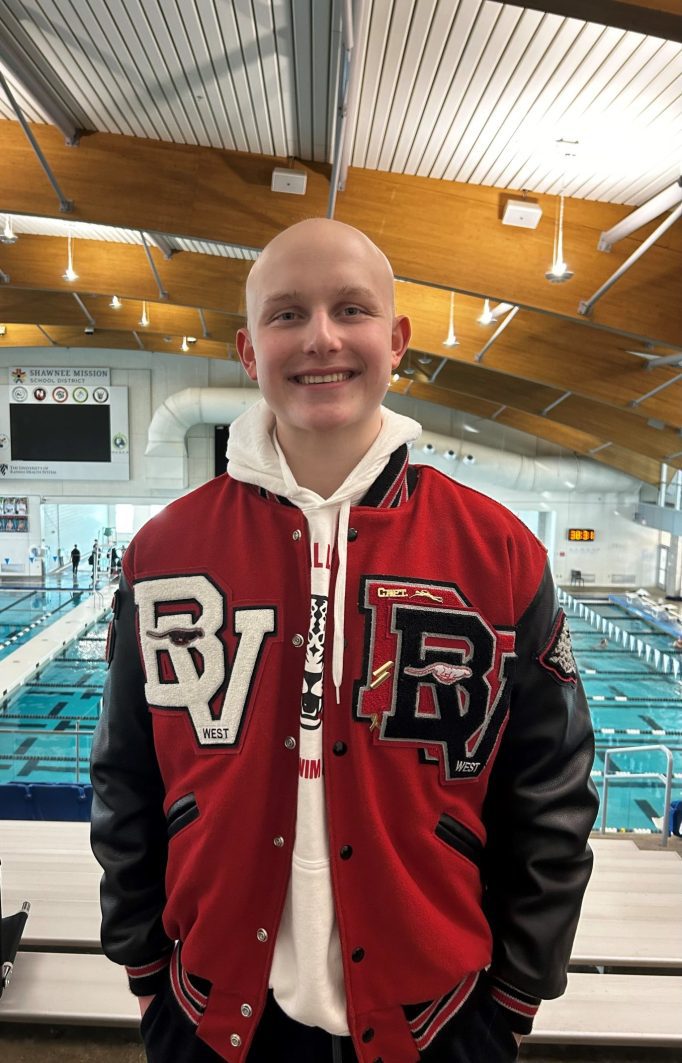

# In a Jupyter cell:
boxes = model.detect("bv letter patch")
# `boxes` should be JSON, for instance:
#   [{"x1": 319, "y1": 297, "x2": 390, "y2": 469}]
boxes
[{"x1": 135, "y1": 575, "x2": 275, "y2": 747}]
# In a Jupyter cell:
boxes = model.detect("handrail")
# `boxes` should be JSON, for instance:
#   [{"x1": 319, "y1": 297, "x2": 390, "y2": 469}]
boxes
[
  {"x1": 0, "y1": 721, "x2": 92, "y2": 784},
  {"x1": 601, "y1": 744, "x2": 674, "y2": 847}
]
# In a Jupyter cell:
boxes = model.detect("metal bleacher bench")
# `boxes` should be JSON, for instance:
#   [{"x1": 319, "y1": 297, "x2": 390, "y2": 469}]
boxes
[{"x1": 1, "y1": 824, "x2": 681, "y2": 1048}]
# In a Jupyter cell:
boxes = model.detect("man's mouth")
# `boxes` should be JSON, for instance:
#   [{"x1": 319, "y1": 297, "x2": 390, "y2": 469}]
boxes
[{"x1": 293, "y1": 371, "x2": 355, "y2": 385}]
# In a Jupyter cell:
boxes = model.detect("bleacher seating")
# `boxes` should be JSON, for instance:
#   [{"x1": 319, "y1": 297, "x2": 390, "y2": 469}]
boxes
[
  {"x1": 0, "y1": 824, "x2": 681, "y2": 1050},
  {"x1": 0, "y1": 783, "x2": 93, "y2": 822}
]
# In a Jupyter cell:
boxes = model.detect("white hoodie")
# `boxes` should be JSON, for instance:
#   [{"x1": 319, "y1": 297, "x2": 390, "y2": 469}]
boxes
[{"x1": 227, "y1": 399, "x2": 421, "y2": 1033}]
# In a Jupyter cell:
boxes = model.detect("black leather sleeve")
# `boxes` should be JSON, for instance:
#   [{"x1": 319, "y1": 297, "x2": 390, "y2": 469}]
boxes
[
  {"x1": 482, "y1": 562, "x2": 599, "y2": 1003},
  {"x1": 90, "y1": 571, "x2": 172, "y2": 990}
]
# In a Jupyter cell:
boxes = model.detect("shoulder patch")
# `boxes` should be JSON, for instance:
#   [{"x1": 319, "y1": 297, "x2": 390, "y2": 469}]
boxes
[{"x1": 537, "y1": 610, "x2": 577, "y2": 685}]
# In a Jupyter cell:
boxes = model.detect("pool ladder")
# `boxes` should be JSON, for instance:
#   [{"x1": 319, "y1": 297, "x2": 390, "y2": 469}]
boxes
[{"x1": 599, "y1": 743, "x2": 674, "y2": 847}]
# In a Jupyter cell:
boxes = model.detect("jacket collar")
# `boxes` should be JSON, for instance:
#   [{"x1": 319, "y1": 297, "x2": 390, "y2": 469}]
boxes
[{"x1": 255, "y1": 444, "x2": 418, "y2": 510}]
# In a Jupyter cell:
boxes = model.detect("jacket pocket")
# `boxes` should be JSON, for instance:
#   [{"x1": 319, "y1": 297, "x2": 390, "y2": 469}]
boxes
[
  {"x1": 166, "y1": 792, "x2": 199, "y2": 840},
  {"x1": 435, "y1": 813, "x2": 483, "y2": 867}
]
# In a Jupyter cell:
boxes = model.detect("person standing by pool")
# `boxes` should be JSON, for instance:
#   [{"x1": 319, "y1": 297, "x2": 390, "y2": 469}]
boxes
[
  {"x1": 91, "y1": 218, "x2": 598, "y2": 1063},
  {"x1": 71, "y1": 544, "x2": 80, "y2": 577}
]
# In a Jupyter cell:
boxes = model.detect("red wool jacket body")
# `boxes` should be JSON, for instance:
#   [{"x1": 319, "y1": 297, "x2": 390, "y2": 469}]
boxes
[{"x1": 90, "y1": 452, "x2": 598, "y2": 1063}]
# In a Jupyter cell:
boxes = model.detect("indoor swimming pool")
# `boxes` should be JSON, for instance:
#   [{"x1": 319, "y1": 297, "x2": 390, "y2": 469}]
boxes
[
  {"x1": 0, "y1": 574, "x2": 110, "y2": 660},
  {"x1": 0, "y1": 596, "x2": 680, "y2": 832}
]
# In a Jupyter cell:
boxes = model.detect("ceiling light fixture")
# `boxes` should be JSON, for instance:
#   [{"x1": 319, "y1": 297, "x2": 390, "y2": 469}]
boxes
[
  {"x1": 477, "y1": 298, "x2": 494, "y2": 325},
  {"x1": 139, "y1": 300, "x2": 150, "y2": 327},
  {"x1": 442, "y1": 291, "x2": 459, "y2": 347},
  {"x1": 1, "y1": 215, "x2": 17, "y2": 245},
  {"x1": 463, "y1": 423, "x2": 480, "y2": 434},
  {"x1": 181, "y1": 336, "x2": 189, "y2": 353},
  {"x1": 417, "y1": 354, "x2": 432, "y2": 365},
  {"x1": 63, "y1": 234, "x2": 78, "y2": 282},
  {"x1": 109, "y1": 295, "x2": 122, "y2": 310},
  {"x1": 545, "y1": 193, "x2": 574, "y2": 283}
]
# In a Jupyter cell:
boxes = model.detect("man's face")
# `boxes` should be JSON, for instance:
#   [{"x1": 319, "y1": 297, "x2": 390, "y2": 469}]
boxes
[{"x1": 236, "y1": 221, "x2": 410, "y2": 442}]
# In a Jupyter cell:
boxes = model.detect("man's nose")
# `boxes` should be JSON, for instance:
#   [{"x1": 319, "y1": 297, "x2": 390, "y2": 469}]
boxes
[{"x1": 302, "y1": 311, "x2": 342, "y2": 353}]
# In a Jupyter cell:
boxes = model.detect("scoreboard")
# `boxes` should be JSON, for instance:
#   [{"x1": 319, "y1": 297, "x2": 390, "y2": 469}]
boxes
[{"x1": 567, "y1": 528, "x2": 595, "y2": 542}]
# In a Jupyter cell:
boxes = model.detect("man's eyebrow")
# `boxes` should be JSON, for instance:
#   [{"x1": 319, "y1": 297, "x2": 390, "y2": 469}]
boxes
[
  {"x1": 260, "y1": 286, "x2": 381, "y2": 311},
  {"x1": 261, "y1": 291, "x2": 301, "y2": 310},
  {"x1": 337, "y1": 285, "x2": 380, "y2": 303}
]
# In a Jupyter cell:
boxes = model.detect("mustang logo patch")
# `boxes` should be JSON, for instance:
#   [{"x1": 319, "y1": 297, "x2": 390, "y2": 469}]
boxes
[{"x1": 355, "y1": 577, "x2": 516, "y2": 781}]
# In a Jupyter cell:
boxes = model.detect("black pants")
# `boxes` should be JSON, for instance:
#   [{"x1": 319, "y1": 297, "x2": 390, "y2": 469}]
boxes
[{"x1": 140, "y1": 974, "x2": 518, "y2": 1063}]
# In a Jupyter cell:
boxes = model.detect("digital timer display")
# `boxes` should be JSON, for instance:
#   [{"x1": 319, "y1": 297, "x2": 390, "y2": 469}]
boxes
[{"x1": 567, "y1": 528, "x2": 595, "y2": 542}]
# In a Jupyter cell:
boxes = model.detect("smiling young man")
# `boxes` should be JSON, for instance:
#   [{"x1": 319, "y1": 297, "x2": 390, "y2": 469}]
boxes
[{"x1": 91, "y1": 218, "x2": 598, "y2": 1063}]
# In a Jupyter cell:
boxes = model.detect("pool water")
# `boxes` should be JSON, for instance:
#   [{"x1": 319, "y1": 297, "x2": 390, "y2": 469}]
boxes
[
  {"x1": 0, "y1": 573, "x2": 112, "y2": 660},
  {"x1": 0, "y1": 623, "x2": 107, "y2": 785},
  {"x1": 0, "y1": 598, "x2": 680, "y2": 832}
]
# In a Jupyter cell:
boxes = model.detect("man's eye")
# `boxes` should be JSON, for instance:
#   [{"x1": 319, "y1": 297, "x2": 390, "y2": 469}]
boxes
[
  {"x1": 273, "y1": 310, "x2": 297, "y2": 322},
  {"x1": 341, "y1": 305, "x2": 365, "y2": 316}
]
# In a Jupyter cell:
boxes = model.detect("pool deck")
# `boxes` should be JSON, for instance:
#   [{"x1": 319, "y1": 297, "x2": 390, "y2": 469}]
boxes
[
  {"x1": 609, "y1": 595, "x2": 682, "y2": 639},
  {"x1": 0, "y1": 592, "x2": 110, "y2": 703}
]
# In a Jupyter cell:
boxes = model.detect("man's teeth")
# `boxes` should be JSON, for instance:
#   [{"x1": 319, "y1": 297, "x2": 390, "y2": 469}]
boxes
[{"x1": 297, "y1": 372, "x2": 353, "y2": 385}]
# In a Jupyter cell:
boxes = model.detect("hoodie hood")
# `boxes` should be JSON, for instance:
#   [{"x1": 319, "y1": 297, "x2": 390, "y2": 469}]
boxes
[{"x1": 227, "y1": 398, "x2": 421, "y2": 698}]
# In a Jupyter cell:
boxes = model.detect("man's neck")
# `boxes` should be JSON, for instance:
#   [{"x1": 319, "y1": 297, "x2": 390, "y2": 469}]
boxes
[{"x1": 276, "y1": 420, "x2": 381, "y2": 498}]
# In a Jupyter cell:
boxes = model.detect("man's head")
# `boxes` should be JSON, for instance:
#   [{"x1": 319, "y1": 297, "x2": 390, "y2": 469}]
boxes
[{"x1": 236, "y1": 218, "x2": 410, "y2": 449}]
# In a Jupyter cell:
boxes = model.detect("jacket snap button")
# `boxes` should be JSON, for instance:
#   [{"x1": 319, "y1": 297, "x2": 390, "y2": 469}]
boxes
[
  {"x1": 230, "y1": 1034, "x2": 242, "y2": 1047},
  {"x1": 291, "y1": 633, "x2": 304, "y2": 648},
  {"x1": 241, "y1": 1003, "x2": 252, "y2": 1018},
  {"x1": 339, "y1": 844, "x2": 353, "y2": 859},
  {"x1": 256, "y1": 928, "x2": 268, "y2": 943},
  {"x1": 362, "y1": 1028, "x2": 375, "y2": 1043},
  {"x1": 333, "y1": 741, "x2": 347, "y2": 756},
  {"x1": 273, "y1": 836, "x2": 284, "y2": 848},
  {"x1": 284, "y1": 736, "x2": 296, "y2": 750},
  {"x1": 347, "y1": 527, "x2": 358, "y2": 541},
  {"x1": 351, "y1": 947, "x2": 364, "y2": 962},
  {"x1": 292, "y1": 529, "x2": 302, "y2": 541}
]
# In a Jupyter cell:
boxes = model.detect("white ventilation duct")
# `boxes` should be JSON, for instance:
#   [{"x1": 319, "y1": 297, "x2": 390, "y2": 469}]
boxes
[
  {"x1": 145, "y1": 387, "x2": 260, "y2": 485},
  {"x1": 146, "y1": 387, "x2": 639, "y2": 496},
  {"x1": 416, "y1": 429, "x2": 638, "y2": 496}
]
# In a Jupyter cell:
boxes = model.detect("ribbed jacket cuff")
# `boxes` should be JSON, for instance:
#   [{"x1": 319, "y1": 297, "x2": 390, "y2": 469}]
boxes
[
  {"x1": 487, "y1": 974, "x2": 541, "y2": 1035},
  {"x1": 126, "y1": 952, "x2": 172, "y2": 996}
]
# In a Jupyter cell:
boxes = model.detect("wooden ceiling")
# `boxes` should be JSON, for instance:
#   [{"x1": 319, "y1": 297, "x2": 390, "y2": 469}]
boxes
[{"x1": 0, "y1": 0, "x2": 680, "y2": 486}]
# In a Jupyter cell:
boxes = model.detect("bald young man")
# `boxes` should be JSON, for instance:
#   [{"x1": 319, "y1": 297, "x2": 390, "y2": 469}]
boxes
[{"x1": 91, "y1": 219, "x2": 598, "y2": 1063}]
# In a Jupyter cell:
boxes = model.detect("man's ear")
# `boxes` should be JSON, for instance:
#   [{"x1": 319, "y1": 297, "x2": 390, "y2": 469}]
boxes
[
  {"x1": 236, "y1": 327, "x2": 258, "y2": 381},
  {"x1": 390, "y1": 315, "x2": 412, "y2": 370}
]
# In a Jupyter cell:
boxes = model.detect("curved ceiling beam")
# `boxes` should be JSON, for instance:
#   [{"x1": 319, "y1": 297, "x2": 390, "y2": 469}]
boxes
[{"x1": 0, "y1": 124, "x2": 679, "y2": 345}]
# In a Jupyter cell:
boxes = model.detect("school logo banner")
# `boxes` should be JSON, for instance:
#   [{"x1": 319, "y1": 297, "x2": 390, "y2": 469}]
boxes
[{"x1": 355, "y1": 577, "x2": 515, "y2": 781}]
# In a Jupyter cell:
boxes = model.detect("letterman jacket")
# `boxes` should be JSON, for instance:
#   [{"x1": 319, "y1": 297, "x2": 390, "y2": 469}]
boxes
[{"x1": 90, "y1": 447, "x2": 598, "y2": 1063}]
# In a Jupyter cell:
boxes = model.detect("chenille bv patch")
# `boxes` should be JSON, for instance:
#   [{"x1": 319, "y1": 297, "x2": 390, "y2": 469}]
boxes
[{"x1": 537, "y1": 610, "x2": 577, "y2": 685}]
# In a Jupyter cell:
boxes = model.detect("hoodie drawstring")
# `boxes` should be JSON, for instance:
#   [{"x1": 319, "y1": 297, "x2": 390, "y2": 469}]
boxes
[{"x1": 332, "y1": 498, "x2": 351, "y2": 704}]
